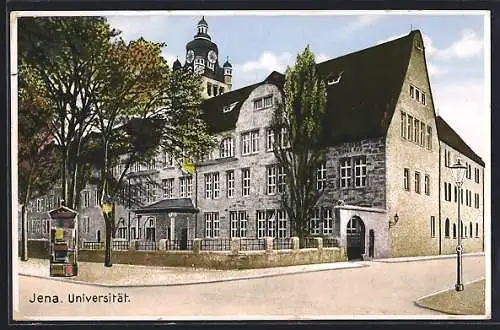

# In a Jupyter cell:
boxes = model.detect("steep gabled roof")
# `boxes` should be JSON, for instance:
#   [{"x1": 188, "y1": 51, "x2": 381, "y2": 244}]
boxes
[
  {"x1": 133, "y1": 198, "x2": 198, "y2": 214},
  {"x1": 200, "y1": 71, "x2": 284, "y2": 134},
  {"x1": 436, "y1": 116, "x2": 484, "y2": 167},
  {"x1": 201, "y1": 31, "x2": 417, "y2": 142}
]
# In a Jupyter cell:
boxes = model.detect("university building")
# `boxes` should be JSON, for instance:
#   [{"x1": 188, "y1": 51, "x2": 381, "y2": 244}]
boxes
[{"x1": 21, "y1": 18, "x2": 485, "y2": 260}]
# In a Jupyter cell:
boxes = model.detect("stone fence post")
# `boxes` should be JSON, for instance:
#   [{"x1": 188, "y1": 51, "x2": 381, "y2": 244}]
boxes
[
  {"x1": 291, "y1": 237, "x2": 300, "y2": 250},
  {"x1": 129, "y1": 240, "x2": 138, "y2": 251},
  {"x1": 193, "y1": 238, "x2": 201, "y2": 254},
  {"x1": 265, "y1": 237, "x2": 274, "y2": 253},
  {"x1": 230, "y1": 238, "x2": 241, "y2": 255},
  {"x1": 314, "y1": 237, "x2": 323, "y2": 250},
  {"x1": 158, "y1": 239, "x2": 167, "y2": 251}
]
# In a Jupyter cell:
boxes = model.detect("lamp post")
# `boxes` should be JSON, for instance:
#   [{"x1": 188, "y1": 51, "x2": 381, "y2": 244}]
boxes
[
  {"x1": 101, "y1": 195, "x2": 113, "y2": 267},
  {"x1": 450, "y1": 159, "x2": 467, "y2": 292}
]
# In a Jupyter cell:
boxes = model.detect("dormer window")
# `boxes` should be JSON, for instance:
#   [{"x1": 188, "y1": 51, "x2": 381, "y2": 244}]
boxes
[
  {"x1": 223, "y1": 102, "x2": 238, "y2": 113},
  {"x1": 327, "y1": 71, "x2": 343, "y2": 85},
  {"x1": 254, "y1": 95, "x2": 273, "y2": 110}
]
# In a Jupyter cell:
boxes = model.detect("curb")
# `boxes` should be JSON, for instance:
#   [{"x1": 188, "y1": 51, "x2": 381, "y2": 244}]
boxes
[
  {"x1": 19, "y1": 262, "x2": 368, "y2": 288},
  {"x1": 373, "y1": 252, "x2": 484, "y2": 263},
  {"x1": 413, "y1": 277, "x2": 486, "y2": 315}
]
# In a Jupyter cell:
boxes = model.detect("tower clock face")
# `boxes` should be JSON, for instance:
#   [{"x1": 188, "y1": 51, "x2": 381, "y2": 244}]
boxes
[
  {"x1": 186, "y1": 50, "x2": 195, "y2": 63},
  {"x1": 208, "y1": 50, "x2": 218, "y2": 63}
]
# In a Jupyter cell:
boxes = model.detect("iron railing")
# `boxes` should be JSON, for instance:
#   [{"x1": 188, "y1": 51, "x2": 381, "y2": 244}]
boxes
[
  {"x1": 82, "y1": 241, "x2": 104, "y2": 250},
  {"x1": 302, "y1": 237, "x2": 318, "y2": 249},
  {"x1": 273, "y1": 238, "x2": 292, "y2": 250},
  {"x1": 323, "y1": 237, "x2": 339, "y2": 248},
  {"x1": 201, "y1": 239, "x2": 231, "y2": 251},
  {"x1": 112, "y1": 240, "x2": 129, "y2": 251},
  {"x1": 136, "y1": 240, "x2": 158, "y2": 251},
  {"x1": 239, "y1": 239, "x2": 266, "y2": 251},
  {"x1": 166, "y1": 240, "x2": 193, "y2": 251}
]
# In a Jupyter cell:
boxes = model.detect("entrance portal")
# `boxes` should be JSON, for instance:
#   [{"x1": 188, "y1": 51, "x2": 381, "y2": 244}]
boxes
[{"x1": 346, "y1": 216, "x2": 365, "y2": 260}]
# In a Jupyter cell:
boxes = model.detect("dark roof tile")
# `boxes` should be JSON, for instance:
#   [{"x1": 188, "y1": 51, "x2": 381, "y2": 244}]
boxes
[{"x1": 133, "y1": 198, "x2": 198, "y2": 214}]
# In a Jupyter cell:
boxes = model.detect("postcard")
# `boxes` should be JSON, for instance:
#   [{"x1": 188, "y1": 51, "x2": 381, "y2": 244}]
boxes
[{"x1": 10, "y1": 10, "x2": 491, "y2": 321}]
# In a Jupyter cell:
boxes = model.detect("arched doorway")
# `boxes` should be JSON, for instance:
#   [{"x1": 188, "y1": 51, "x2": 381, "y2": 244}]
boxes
[{"x1": 346, "y1": 216, "x2": 365, "y2": 260}]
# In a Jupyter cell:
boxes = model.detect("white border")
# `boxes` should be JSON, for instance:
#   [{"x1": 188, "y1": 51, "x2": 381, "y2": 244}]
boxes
[{"x1": 10, "y1": 9, "x2": 491, "y2": 321}]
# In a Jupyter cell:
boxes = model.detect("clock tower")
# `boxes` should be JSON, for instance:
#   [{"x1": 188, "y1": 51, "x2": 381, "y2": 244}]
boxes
[{"x1": 183, "y1": 16, "x2": 232, "y2": 99}]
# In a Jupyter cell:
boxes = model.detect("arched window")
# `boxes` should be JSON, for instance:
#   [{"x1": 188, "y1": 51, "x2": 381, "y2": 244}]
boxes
[
  {"x1": 453, "y1": 223, "x2": 457, "y2": 239},
  {"x1": 219, "y1": 137, "x2": 234, "y2": 158},
  {"x1": 460, "y1": 222, "x2": 464, "y2": 238},
  {"x1": 117, "y1": 218, "x2": 127, "y2": 239},
  {"x1": 207, "y1": 82, "x2": 212, "y2": 96},
  {"x1": 145, "y1": 217, "x2": 156, "y2": 242},
  {"x1": 444, "y1": 218, "x2": 450, "y2": 238}
]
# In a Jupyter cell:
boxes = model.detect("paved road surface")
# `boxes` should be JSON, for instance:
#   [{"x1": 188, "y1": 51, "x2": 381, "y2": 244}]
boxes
[{"x1": 14, "y1": 256, "x2": 485, "y2": 320}]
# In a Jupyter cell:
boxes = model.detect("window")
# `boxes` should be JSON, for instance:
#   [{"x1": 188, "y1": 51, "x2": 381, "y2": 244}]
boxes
[
  {"x1": 420, "y1": 122, "x2": 426, "y2": 147},
  {"x1": 354, "y1": 157, "x2": 366, "y2": 188},
  {"x1": 474, "y1": 193, "x2": 480, "y2": 209},
  {"x1": 414, "y1": 118, "x2": 420, "y2": 144},
  {"x1": 207, "y1": 62, "x2": 214, "y2": 71},
  {"x1": 207, "y1": 82, "x2": 212, "y2": 96},
  {"x1": 219, "y1": 137, "x2": 234, "y2": 158},
  {"x1": 242, "y1": 169, "x2": 251, "y2": 196},
  {"x1": 414, "y1": 172, "x2": 421, "y2": 194},
  {"x1": 179, "y1": 176, "x2": 193, "y2": 198},
  {"x1": 323, "y1": 208, "x2": 334, "y2": 235},
  {"x1": 470, "y1": 222, "x2": 473, "y2": 239},
  {"x1": 163, "y1": 178, "x2": 174, "y2": 199},
  {"x1": 407, "y1": 115, "x2": 414, "y2": 142},
  {"x1": 410, "y1": 85, "x2": 426, "y2": 105},
  {"x1": 117, "y1": 218, "x2": 127, "y2": 239},
  {"x1": 230, "y1": 211, "x2": 247, "y2": 238},
  {"x1": 267, "y1": 210, "x2": 276, "y2": 238},
  {"x1": 422, "y1": 93, "x2": 426, "y2": 105},
  {"x1": 309, "y1": 208, "x2": 321, "y2": 235},
  {"x1": 241, "y1": 130, "x2": 259, "y2": 155},
  {"x1": 82, "y1": 216, "x2": 90, "y2": 233},
  {"x1": 453, "y1": 223, "x2": 457, "y2": 239},
  {"x1": 317, "y1": 162, "x2": 327, "y2": 190},
  {"x1": 424, "y1": 175, "x2": 430, "y2": 195},
  {"x1": 277, "y1": 210, "x2": 287, "y2": 238},
  {"x1": 404, "y1": 168, "x2": 410, "y2": 191},
  {"x1": 475, "y1": 168, "x2": 480, "y2": 183},
  {"x1": 82, "y1": 191, "x2": 90, "y2": 208},
  {"x1": 204, "y1": 173, "x2": 219, "y2": 199},
  {"x1": 266, "y1": 128, "x2": 275, "y2": 151},
  {"x1": 476, "y1": 223, "x2": 479, "y2": 237},
  {"x1": 454, "y1": 186, "x2": 458, "y2": 203},
  {"x1": 256, "y1": 211, "x2": 267, "y2": 239},
  {"x1": 145, "y1": 182, "x2": 157, "y2": 204},
  {"x1": 226, "y1": 170, "x2": 235, "y2": 198},
  {"x1": 145, "y1": 217, "x2": 156, "y2": 242},
  {"x1": 444, "y1": 218, "x2": 450, "y2": 238},
  {"x1": 401, "y1": 111, "x2": 407, "y2": 139},
  {"x1": 340, "y1": 158, "x2": 352, "y2": 188},
  {"x1": 277, "y1": 166, "x2": 286, "y2": 193},
  {"x1": 461, "y1": 188, "x2": 464, "y2": 205},
  {"x1": 204, "y1": 212, "x2": 220, "y2": 238},
  {"x1": 410, "y1": 85, "x2": 415, "y2": 99},
  {"x1": 444, "y1": 149, "x2": 448, "y2": 167},
  {"x1": 426, "y1": 126, "x2": 432, "y2": 150},
  {"x1": 163, "y1": 152, "x2": 174, "y2": 167},
  {"x1": 253, "y1": 95, "x2": 273, "y2": 110},
  {"x1": 430, "y1": 216, "x2": 436, "y2": 238},
  {"x1": 267, "y1": 166, "x2": 277, "y2": 195},
  {"x1": 148, "y1": 158, "x2": 156, "y2": 170}
]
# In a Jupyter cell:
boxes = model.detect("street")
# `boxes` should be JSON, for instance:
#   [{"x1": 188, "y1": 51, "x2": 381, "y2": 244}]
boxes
[{"x1": 14, "y1": 255, "x2": 485, "y2": 319}]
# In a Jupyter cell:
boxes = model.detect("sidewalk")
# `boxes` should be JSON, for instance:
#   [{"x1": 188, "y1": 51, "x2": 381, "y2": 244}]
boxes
[
  {"x1": 373, "y1": 252, "x2": 484, "y2": 263},
  {"x1": 17, "y1": 258, "x2": 366, "y2": 287}
]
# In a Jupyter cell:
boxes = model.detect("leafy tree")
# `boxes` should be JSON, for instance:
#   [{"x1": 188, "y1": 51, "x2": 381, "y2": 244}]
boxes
[
  {"x1": 18, "y1": 17, "x2": 118, "y2": 209},
  {"x1": 271, "y1": 46, "x2": 327, "y2": 245},
  {"x1": 18, "y1": 62, "x2": 60, "y2": 260},
  {"x1": 92, "y1": 37, "x2": 215, "y2": 267}
]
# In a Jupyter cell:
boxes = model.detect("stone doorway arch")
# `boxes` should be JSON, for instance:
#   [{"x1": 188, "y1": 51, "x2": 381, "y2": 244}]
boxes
[{"x1": 346, "y1": 216, "x2": 365, "y2": 260}]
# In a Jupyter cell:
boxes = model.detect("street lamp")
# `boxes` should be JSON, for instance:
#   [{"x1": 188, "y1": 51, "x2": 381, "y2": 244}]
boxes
[
  {"x1": 450, "y1": 158, "x2": 467, "y2": 292},
  {"x1": 101, "y1": 195, "x2": 113, "y2": 267}
]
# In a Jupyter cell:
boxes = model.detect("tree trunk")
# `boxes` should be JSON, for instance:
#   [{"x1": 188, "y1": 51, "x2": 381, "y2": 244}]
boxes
[
  {"x1": 21, "y1": 204, "x2": 28, "y2": 261},
  {"x1": 61, "y1": 146, "x2": 69, "y2": 206},
  {"x1": 104, "y1": 213, "x2": 113, "y2": 267}
]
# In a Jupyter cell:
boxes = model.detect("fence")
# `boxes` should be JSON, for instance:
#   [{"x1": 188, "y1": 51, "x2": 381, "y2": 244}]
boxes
[
  {"x1": 82, "y1": 241, "x2": 104, "y2": 250},
  {"x1": 112, "y1": 240, "x2": 130, "y2": 251},
  {"x1": 273, "y1": 238, "x2": 292, "y2": 250},
  {"x1": 136, "y1": 240, "x2": 158, "y2": 251},
  {"x1": 239, "y1": 239, "x2": 266, "y2": 251},
  {"x1": 323, "y1": 237, "x2": 339, "y2": 248},
  {"x1": 201, "y1": 239, "x2": 232, "y2": 251},
  {"x1": 166, "y1": 240, "x2": 193, "y2": 251}
]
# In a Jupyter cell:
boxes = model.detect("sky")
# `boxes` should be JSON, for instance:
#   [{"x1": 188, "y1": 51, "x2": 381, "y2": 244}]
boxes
[{"x1": 106, "y1": 11, "x2": 489, "y2": 161}]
